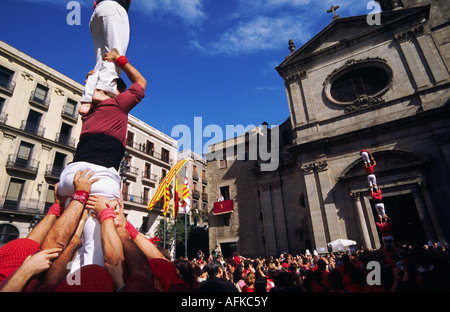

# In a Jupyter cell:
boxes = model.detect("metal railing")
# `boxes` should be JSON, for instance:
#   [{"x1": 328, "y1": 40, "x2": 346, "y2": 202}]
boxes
[
  {"x1": 29, "y1": 91, "x2": 50, "y2": 109},
  {"x1": 0, "y1": 77, "x2": 16, "y2": 94},
  {"x1": 0, "y1": 112, "x2": 7, "y2": 124},
  {"x1": 141, "y1": 172, "x2": 158, "y2": 182},
  {"x1": 61, "y1": 104, "x2": 79, "y2": 120},
  {"x1": 55, "y1": 133, "x2": 76, "y2": 147},
  {"x1": 126, "y1": 141, "x2": 173, "y2": 165},
  {"x1": 6, "y1": 154, "x2": 40, "y2": 174},
  {"x1": 45, "y1": 164, "x2": 63, "y2": 179},
  {"x1": 0, "y1": 196, "x2": 45, "y2": 215},
  {"x1": 20, "y1": 120, "x2": 46, "y2": 137}
]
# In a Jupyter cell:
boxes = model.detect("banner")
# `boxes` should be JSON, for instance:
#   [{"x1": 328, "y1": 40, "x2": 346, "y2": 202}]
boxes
[{"x1": 213, "y1": 200, "x2": 234, "y2": 215}]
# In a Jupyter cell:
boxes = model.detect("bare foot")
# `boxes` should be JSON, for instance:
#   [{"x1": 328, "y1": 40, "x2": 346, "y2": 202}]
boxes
[
  {"x1": 92, "y1": 89, "x2": 113, "y2": 103},
  {"x1": 78, "y1": 103, "x2": 91, "y2": 116}
]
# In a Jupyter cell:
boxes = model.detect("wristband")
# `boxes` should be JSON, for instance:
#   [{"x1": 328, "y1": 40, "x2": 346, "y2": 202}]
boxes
[
  {"x1": 125, "y1": 222, "x2": 139, "y2": 240},
  {"x1": 47, "y1": 203, "x2": 62, "y2": 217},
  {"x1": 115, "y1": 56, "x2": 129, "y2": 68},
  {"x1": 98, "y1": 205, "x2": 116, "y2": 224},
  {"x1": 71, "y1": 190, "x2": 89, "y2": 207}
]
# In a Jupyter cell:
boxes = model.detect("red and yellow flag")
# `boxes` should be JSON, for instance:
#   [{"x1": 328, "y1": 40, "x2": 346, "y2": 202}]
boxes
[
  {"x1": 174, "y1": 169, "x2": 179, "y2": 219},
  {"x1": 148, "y1": 159, "x2": 188, "y2": 211},
  {"x1": 163, "y1": 176, "x2": 170, "y2": 218}
]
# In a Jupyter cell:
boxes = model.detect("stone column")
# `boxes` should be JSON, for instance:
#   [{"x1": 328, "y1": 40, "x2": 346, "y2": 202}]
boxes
[
  {"x1": 418, "y1": 181, "x2": 448, "y2": 245},
  {"x1": 258, "y1": 182, "x2": 278, "y2": 256},
  {"x1": 395, "y1": 30, "x2": 431, "y2": 90},
  {"x1": 285, "y1": 72, "x2": 307, "y2": 126},
  {"x1": 301, "y1": 163, "x2": 328, "y2": 251},
  {"x1": 315, "y1": 161, "x2": 342, "y2": 243},
  {"x1": 351, "y1": 192, "x2": 372, "y2": 249},
  {"x1": 299, "y1": 73, "x2": 317, "y2": 122},
  {"x1": 271, "y1": 179, "x2": 290, "y2": 253},
  {"x1": 412, "y1": 25, "x2": 449, "y2": 84}
]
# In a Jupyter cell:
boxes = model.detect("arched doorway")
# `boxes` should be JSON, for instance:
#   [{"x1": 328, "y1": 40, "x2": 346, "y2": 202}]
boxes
[{"x1": 341, "y1": 150, "x2": 438, "y2": 248}]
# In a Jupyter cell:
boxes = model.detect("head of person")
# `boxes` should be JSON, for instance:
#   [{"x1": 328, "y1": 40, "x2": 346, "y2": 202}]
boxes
[
  {"x1": 116, "y1": 78, "x2": 127, "y2": 94},
  {"x1": 205, "y1": 260, "x2": 223, "y2": 278}
]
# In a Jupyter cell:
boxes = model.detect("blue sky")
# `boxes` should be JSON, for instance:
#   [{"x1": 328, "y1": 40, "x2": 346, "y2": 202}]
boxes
[{"x1": 1, "y1": 0, "x2": 376, "y2": 154}]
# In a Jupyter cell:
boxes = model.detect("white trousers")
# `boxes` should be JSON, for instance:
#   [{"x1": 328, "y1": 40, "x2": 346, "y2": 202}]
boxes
[
  {"x1": 375, "y1": 203, "x2": 386, "y2": 217},
  {"x1": 368, "y1": 174, "x2": 377, "y2": 188},
  {"x1": 58, "y1": 161, "x2": 121, "y2": 273},
  {"x1": 361, "y1": 152, "x2": 370, "y2": 164},
  {"x1": 80, "y1": 1, "x2": 130, "y2": 103}
]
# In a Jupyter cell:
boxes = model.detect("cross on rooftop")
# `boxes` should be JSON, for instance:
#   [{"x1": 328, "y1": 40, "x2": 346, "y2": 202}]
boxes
[{"x1": 327, "y1": 5, "x2": 340, "y2": 20}]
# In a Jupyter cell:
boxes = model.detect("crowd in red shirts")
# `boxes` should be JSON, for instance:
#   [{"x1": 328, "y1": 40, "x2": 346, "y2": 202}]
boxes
[{"x1": 176, "y1": 242, "x2": 450, "y2": 292}]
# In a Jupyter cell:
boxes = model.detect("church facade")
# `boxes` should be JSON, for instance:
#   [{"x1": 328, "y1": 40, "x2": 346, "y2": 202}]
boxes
[{"x1": 207, "y1": 0, "x2": 450, "y2": 258}]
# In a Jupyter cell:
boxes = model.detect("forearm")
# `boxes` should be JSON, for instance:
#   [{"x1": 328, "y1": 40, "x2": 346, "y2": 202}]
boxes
[
  {"x1": 118, "y1": 229, "x2": 151, "y2": 276},
  {"x1": 41, "y1": 201, "x2": 84, "y2": 250},
  {"x1": 101, "y1": 219, "x2": 124, "y2": 266},
  {"x1": 121, "y1": 62, "x2": 147, "y2": 90},
  {"x1": 134, "y1": 234, "x2": 165, "y2": 260},
  {"x1": 27, "y1": 214, "x2": 58, "y2": 245},
  {"x1": 44, "y1": 235, "x2": 81, "y2": 286},
  {"x1": 0, "y1": 266, "x2": 34, "y2": 292}
]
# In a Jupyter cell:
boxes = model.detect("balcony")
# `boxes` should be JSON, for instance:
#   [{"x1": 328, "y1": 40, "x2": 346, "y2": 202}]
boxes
[
  {"x1": 192, "y1": 190, "x2": 200, "y2": 200},
  {"x1": 0, "y1": 196, "x2": 43, "y2": 216},
  {"x1": 202, "y1": 192, "x2": 208, "y2": 202},
  {"x1": 61, "y1": 104, "x2": 79, "y2": 122},
  {"x1": 0, "y1": 112, "x2": 7, "y2": 124},
  {"x1": 5, "y1": 154, "x2": 39, "y2": 176},
  {"x1": 126, "y1": 141, "x2": 173, "y2": 165},
  {"x1": 0, "y1": 77, "x2": 15, "y2": 96},
  {"x1": 122, "y1": 166, "x2": 139, "y2": 180},
  {"x1": 29, "y1": 91, "x2": 50, "y2": 111},
  {"x1": 45, "y1": 164, "x2": 63, "y2": 182},
  {"x1": 122, "y1": 193, "x2": 149, "y2": 207},
  {"x1": 192, "y1": 173, "x2": 199, "y2": 181},
  {"x1": 55, "y1": 133, "x2": 76, "y2": 147},
  {"x1": 141, "y1": 171, "x2": 158, "y2": 184},
  {"x1": 20, "y1": 120, "x2": 45, "y2": 137}
]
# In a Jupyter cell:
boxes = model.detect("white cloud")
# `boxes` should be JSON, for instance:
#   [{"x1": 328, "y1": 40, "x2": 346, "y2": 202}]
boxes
[
  {"x1": 135, "y1": 0, "x2": 207, "y2": 25},
  {"x1": 192, "y1": 15, "x2": 311, "y2": 56}
]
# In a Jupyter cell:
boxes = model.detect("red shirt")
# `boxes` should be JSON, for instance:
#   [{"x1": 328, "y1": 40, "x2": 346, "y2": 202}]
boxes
[
  {"x1": 370, "y1": 189, "x2": 382, "y2": 201},
  {"x1": 80, "y1": 83, "x2": 145, "y2": 147},
  {"x1": 365, "y1": 164, "x2": 376, "y2": 174},
  {"x1": 376, "y1": 220, "x2": 392, "y2": 236}
]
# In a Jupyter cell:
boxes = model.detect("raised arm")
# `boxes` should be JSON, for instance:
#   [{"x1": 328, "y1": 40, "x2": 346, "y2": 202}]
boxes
[{"x1": 104, "y1": 50, "x2": 147, "y2": 90}]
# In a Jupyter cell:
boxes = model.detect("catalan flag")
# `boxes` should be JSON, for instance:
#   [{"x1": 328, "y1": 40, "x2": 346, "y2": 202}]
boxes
[
  {"x1": 163, "y1": 175, "x2": 170, "y2": 218},
  {"x1": 173, "y1": 168, "x2": 179, "y2": 219},
  {"x1": 182, "y1": 176, "x2": 190, "y2": 214},
  {"x1": 148, "y1": 160, "x2": 188, "y2": 210}
]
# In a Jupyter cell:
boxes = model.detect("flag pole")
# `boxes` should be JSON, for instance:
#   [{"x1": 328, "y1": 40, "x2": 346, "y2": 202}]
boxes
[{"x1": 184, "y1": 165, "x2": 188, "y2": 259}]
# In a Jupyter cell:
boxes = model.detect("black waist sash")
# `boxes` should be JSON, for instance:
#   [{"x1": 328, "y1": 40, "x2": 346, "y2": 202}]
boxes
[
  {"x1": 73, "y1": 134, "x2": 125, "y2": 171},
  {"x1": 96, "y1": 0, "x2": 130, "y2": 12}
]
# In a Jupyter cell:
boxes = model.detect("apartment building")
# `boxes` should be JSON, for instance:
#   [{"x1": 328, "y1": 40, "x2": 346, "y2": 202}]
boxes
[
  {"x1": 122, "y1": 115, "x2": 178, "y2": 237},
  {"x1": 177, "y1": 149, "x2": 208, "y2": 225},
  {"x1": 0, "y1": 41, "x2": 83, "y2": 243}
]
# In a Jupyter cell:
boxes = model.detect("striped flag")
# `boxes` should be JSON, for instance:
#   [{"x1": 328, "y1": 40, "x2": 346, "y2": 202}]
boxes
[
  {"x1": 182, "y1": 176, "x2": 190, "y2": 214},
  {"x1": 148, "y1": 160, "x2": 188, "y2": 210},
  {"x1": 163, "y1": 175, "x2": 170, "y2": 218},
  {"x1": 174, "y1": 169, "x2": 179, "y2": 219}
]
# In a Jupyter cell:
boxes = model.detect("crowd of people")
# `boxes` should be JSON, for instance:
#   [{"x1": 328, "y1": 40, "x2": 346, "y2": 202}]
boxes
[
  {"x1": 178, "y1": 242, "x2": 450, "y2": 293},
  {"x1": 0, "y1": 174, "x2": 449, "y2": 293}
]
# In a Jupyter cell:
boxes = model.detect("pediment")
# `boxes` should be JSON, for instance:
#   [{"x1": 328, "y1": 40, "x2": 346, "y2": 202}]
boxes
[{"x1": 277, "y1": 6, "x2": 430, "y2": 74}]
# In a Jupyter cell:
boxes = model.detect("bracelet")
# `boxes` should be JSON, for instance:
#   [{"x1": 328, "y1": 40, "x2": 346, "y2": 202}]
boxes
[
  {"x1": 47, "y1": 203, "x2": 62, "y2": 217},
  {"x1": 124, "y1": 222, "x2": 139, "y2": 240},
  {"x1": 71, "y1": 190, "x2": 89, "y2": 207},
  {"x1": 98, "y1": 205, "x2": 116, "y2": 224},
  {"x1": 115, "y1": 55, "x2": 129, "y2": 68}
]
